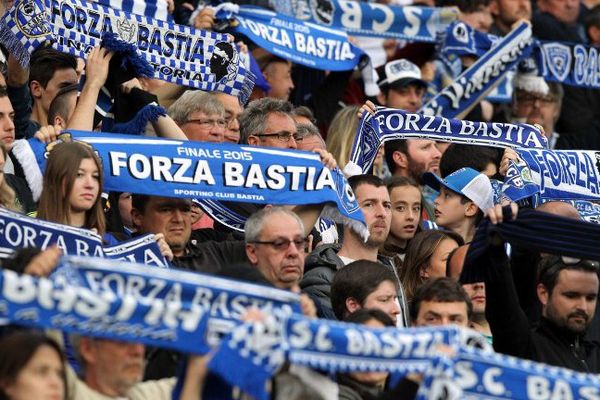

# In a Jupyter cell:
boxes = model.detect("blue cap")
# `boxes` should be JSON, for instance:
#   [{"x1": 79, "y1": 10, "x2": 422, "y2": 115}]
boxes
[{"x1": 423, "y1": 167, "x2": 494, "y2": 213}]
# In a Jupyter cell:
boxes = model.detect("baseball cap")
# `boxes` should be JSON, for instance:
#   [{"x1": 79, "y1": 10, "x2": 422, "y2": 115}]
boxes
[
  {"x1": 423, "y1": 167, "x2": 494, "y2": 214},
  {"x1": 378, "y1": 59, "x2": 427, "y2": 90}
]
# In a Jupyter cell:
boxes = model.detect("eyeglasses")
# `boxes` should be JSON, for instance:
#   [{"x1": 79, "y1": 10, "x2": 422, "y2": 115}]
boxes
[
  {"x1": 516, "y1": 94, "x2": 557, "y2": 106},
  {"x1": 250, "y1": 237, "x2": 309, "y2": 251},
  {"x1": 252, "y1": 132, "x2": 299, "y2": 143},
  {"x1": 540, "y1": 255, "x2": 600, "y2": 273},
  {"x1": 560, "y1": 256, "x2": 600, "y2": 268},
  {"x1": 184, "y1": 118, "x2": 227, "y2": 129}
]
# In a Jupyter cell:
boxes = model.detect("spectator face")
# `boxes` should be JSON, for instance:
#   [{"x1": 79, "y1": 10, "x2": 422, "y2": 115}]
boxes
[
  {"x1": 81, "y1": 339, "x2": 145, "y2": 397},
  {"x1": 538, "y1": 0, "x2": 579, "y2": 24},
  {"x1": 414, "y1": 300, "x2": 469, "y2": 327},
  {"x1": 513, "y1": 90, "x2": 560, "y2": 138},
  {"x1": 389, "y1": 185, "x2": 421, "y2": 243},
  {"x1": 3, "y1": 345, "x2": 64, "y2": 400},
  {"x1": 215, "y1": 93, "x2": 243, "y2": 144},
  {"x1": 248, "y1": 112, "x2": 298, "y2": 150},
  {"x1": 462, "y1": 282, "x2": 486, "y2": 315},
  {"x1": 354, "y1": 183, "x2": 392, "y2": 247},
  {"x1": 68, "y1": 158, "x2": 100, "y2": 214},
  {"x1": 32, "y1": 68, "x2": 78, "y2": 114},
  {"x1": 180, "y1": 111, "x2": 226, "y2": 143},
  {"x1": 118, "y1": 193, "x2": 133, "y2": 229},
  {"x1": 0, "y1": 96, "x2": 14, "y2": 150},
  {"x1": 400, "y1": 140, "x2": 441, "y2": 183},
  {"x1": 362, "y1": 280, "x2": 401, "y2": 324},
  {"x1": 539, "y1": 269, "x2": 599, "y2": 334},
  {"x1": 296, "y1": 135, "x2": 325, "y2": 151},
  {"x1": 434, "y1": 188, "x2": 470, "y2": 229},
  {"x1": 385, "y1": 84, "x2": 426, "y2": 112},
  {"x1": 491, "y1": 0, "x2": 532, "y2": 28},
  {"x1": 132, "y1": 197, "x2": 192, "y2": 257},
  {"x1": 245, "y1": 212, "x2": 306, "y2": 290},
  {"x1": 421, "y1": 238, "x2": 459, "y2": 279},
  {"x1": 264, "y1": 61, "x2": 295, "y2": 101},
  {"x1": 460, "y1": 7, "x2": 494, "y2": 32}
]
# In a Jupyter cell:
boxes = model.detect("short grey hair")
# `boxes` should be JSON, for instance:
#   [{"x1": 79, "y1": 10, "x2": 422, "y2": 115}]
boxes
[
  {"x1": 295, "y1": 123, "x2": 324, "y2": 142},
  {"x1": 168, "y1": 90, "x2": 226, "y2": 125},
  {"x1": 239, "y1": 98, "x2": 294, "y2": 144},
  {"x1": 245, "y1": 206, "x2": 304, "y2": 243}
]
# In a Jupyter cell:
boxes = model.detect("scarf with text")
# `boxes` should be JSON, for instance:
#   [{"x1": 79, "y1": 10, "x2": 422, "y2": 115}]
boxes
[
  {"x1": 517, "y1": 148, "x2": 600, "y2": 202},
  {"x1": 208, "y1": 310, "x2": 492, "y2": 400},
  {"x1": 215, "y1": 4, "x2": 364, "y2": 72},
  {"x1": 416, "y1": 347, "x2": 600, "y2": 399},
  {"x1": 25, "y1": 132, "x2": 368, "y2": 238},
  {"x1": 0, "y1": 207, "x2": 167, "y2": 266},
  {"x1": 346, "y1": 107, "x2": 546, "y2": 175},
  {"x1": 0, "y1": 255, "x2": 300, "y2": 353},
  {"x1": 421, "y1": 21, "x2": 533, "y2": 119},
  {"x1": 0, "y1": 0, "x2": 254, "y2": 102},
  {"x1": 269, "y1": 0, "x2": 457, "y2": 42},
  {"x1": 96, "y1": 0, "x2": 172, "y2": 22}
]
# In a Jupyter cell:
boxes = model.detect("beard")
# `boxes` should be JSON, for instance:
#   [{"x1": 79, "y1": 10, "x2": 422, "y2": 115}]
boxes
[
  {"x1": 546, "y1": 303, "x2": 591, "y2": 334},
  {"x1": 406, "y1": 156, "x2": 428, "y2": 185}
]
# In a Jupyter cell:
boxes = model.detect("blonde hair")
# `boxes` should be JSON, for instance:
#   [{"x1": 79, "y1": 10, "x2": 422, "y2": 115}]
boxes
[
  {"x1": 0, "y1": 143, "x2": 19, "y2": 212},
  {"x1": 326, "y1": 106, "x2": 360, "y2": 169}
]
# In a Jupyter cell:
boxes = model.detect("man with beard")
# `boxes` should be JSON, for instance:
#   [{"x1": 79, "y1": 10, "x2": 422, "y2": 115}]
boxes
[
  {"x1": 301, "y1": 175, "x2": 409, "y2": 325},
  {"x1": 472, "y1": 205, "x2": 600, "y2": 372},
  {"x1": 489, "y1": 0, "x2": 532, "y2": 36}
]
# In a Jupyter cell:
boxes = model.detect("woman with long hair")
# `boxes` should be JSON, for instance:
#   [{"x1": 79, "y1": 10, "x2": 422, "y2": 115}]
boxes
[
  {"x1": 400, "y1": 229, "x2": 464, "y2": 302},
  {"x1": 36, "y1": 141, "x2": 105, "y2": 235},
  {"x1": 0, "y1": 331, "x2": 66, "y2": 400}
]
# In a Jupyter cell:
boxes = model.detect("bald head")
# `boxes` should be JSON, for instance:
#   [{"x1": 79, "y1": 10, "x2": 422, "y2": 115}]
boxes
[{"x1": 536, "y1": 201, "x2": 581, "y2": 220}]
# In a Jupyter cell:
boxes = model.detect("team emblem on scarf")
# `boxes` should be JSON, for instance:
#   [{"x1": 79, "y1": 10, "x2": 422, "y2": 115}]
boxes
[{"x1": 0, "y1": 0, "x2": 254, "y2": 102}]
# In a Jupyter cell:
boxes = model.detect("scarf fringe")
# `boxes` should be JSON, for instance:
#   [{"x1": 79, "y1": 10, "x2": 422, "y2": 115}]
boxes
[
  {"x1": 321, "y1": 205, "x2": 369, "y2": 242},
  {"x1": 11, "y1": 139, "x2": 44, "y2": 202},
  {"x1": 110, "y1": 103, "x2": 166, "y2": 135},
  {"x1": 0, "y1": 21, "x2": 31, "y2": 67},
  {"x1": 101, "y1": 32, "x2": 154, "y2": 78}
]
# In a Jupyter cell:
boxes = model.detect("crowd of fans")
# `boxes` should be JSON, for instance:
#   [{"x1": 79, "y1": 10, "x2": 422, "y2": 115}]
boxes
[{"x1": 0, "y1": 0, "x2": 599, "y2": 398}]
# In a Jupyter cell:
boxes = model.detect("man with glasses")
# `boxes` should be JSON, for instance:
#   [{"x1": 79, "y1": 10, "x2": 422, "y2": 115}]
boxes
[
  {"x1": 511, "y1": 81, "x2": 564, "y2": 149},
  {"x1": 240, "y1": 97, "x2": 299, "y2": 150},
  {"x1": 168, "y1": 90, "x2": 227, "y2": 143},
  {"x1": 473, "y1": 204, "x2": 600, "y2": 372}
]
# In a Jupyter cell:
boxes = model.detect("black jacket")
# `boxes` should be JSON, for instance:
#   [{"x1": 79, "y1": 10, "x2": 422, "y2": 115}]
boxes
[{"x1": 478, "y1": 243, "x2": 600, "y2": 372}]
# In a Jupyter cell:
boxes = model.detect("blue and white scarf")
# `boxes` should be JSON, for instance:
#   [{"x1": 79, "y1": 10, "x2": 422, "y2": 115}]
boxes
[
  {"x1": 0, "y1": 255, "x2": 300, "y2": 353},
  {"x1": 536, "y1": 41, "x2": 600, "y2": 90},
  {"x1": 215, "y1": 4, "x2": 364, "y2": 71},
  {"x1": 0, "y1": 0, "x2": 254, "y2": 102},
  {"x1": 417, "y1": 347, "x2": 600, "y2": 399},
  {"x1": 346, "y1": 107, "x2": 546, "y2": 175},
  {"x1": 269, "y1": 0, "x2": 457, "y2": 42},
  {"x1": 421, "y1": 21, "x2": 533, "y2": 119},
  {"x1": 96, "y1": 0, "x2": 172, "y2": 22},
  {"x1": 571, "y1": 200, "x2": 600, "y2": 224},
  {"x1": 25, "y1": 132, "x2": 368, "y2": 238},
  {"x1": 0, "y1": 207, "x2": 168, "y2": 266},
  {"x1": 517, "y1": 148, "x2": 600, "y2": 202},
  {"x1": 208, "y1": 311, "x2": 492, "y2": 400}
]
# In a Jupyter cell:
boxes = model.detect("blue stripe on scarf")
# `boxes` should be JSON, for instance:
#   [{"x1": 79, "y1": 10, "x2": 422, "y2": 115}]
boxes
[
  {"x1": 26, "y1": 132, "x2": 368, "y2": 238},
  {"x1": 347, "y1": 107, "x2": 546, "y2": 174},
  {"x1": 103, "y1": 234, "x2": 169, "y2": 268},
  {"x1": 269, "y1": 0, "x2": 457, "y2": 42},
  {"x1": 220, "y1": 5, "x2": 364, "y2": 71},
  {"x1": 421, "y1": 21, "x2": 533, "y2": 119},
  {"x1": 95, "y1": 0, "x2": 173, "y2": 22},
  {"x1": 536, "y1": 41, "x2": 600, "y2": 90},
  {"x1": 517, "y1": 148, "x2": 600, "y2": 201}
]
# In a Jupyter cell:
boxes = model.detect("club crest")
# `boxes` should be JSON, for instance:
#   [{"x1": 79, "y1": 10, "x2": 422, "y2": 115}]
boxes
[
  {"x1": 543, "y1": 43, "x2": 571, "y2": 82},
  {"x1": 115, "y1": 17, "x2": 137, "y2": 44},
  {"x1": 15, "y1": 0, "x2": 51, "y2": 38},
  {"x1": 209, "y1": 41, "x2": 238, "y2": 83}
]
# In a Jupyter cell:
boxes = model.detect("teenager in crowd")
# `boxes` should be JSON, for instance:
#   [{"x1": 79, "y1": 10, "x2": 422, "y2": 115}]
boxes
[{"x1": 400, "y1": 230, "x2": 464, "y2": 302}]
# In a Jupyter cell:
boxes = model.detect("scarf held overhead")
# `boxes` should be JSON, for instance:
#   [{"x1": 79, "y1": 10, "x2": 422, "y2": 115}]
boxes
[
  {"x1": 216, "y1": 4, "x2": 364, "y2": 71},
  {"x1": 269, "y1": 0, "x2": 457, "y2": 42},
  {"x1": 0, "y1": 0, "x2": 254, "y2": 102},
  {"x1": 346, "y1": 107, "x2": 546, "y2": 175},
  {"x1": 421, "y1": 21, "x2": 533, "y2": 119},
  {"x1": 26, "y1": 132, "x2": 367, "y2": 237}
]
